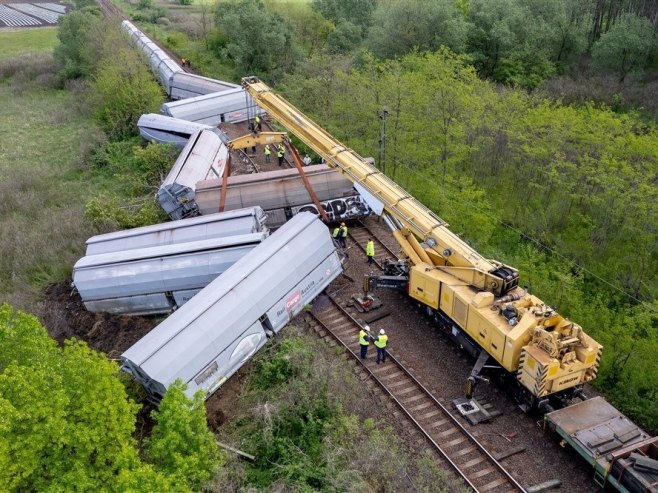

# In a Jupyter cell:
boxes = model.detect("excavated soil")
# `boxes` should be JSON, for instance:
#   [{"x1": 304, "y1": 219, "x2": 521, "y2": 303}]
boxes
[{"x1": 41, "y1": 281, "x2": 159, "y2": 358}]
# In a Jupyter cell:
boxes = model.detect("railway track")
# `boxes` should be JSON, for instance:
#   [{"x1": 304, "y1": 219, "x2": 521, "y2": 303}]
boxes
[
  {"x1": 348, "y1": 220, "x2": 399, "y2": 269},
  {"x1": 307, "y1": 295, "x2": 525, "y2": 493}
]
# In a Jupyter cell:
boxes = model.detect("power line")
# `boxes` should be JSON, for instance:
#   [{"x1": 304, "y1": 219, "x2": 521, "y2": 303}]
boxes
[{"x1": 390, "y1": 161, "x2": 656, "y2": 311}]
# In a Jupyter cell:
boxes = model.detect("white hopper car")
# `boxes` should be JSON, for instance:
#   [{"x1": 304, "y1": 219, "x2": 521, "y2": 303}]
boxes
[
  {"x1": 157, "y1": 129, "x2": 229, "y2": 220},
  {"x1": 85, "y1": 206, "x2": 267, "y2": 255},
  {"x1": 161, "y1": 87, "x2": 264, "y2": 125},
  {"x1": 73, "y1": 231, "x2": 268, "y2": 316},
  {"x1": 137, "y1": 113, "x2": 216, "y2": 148},
  {"x1": 121, "y1": 212, "x2": 343, "y2": 401}
]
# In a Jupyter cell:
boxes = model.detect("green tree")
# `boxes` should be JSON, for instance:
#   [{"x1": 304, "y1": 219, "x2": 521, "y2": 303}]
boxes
[
  {"x1": 53, "y1": 6, "x2": 101, "y2": 79},
  {"x1": 591, "y1": 13, "x2": 656, "y2": 81},
  {"x1": 91, "y1": 45, "x2": 163, "y2": 139},
  {"x1": 327, "y1": 20, "x2": 362, "y2": 54},
  {"x1": 146, "y1": 381, "x2": 221, "y2": 491},
  {"x1": 312, "y1": 0, "x2": 376, "y2": 31},
  {"x1": 0, "y1": 304, "x2": 147, "y2": 491},
  {"x1": 215, "y1": 0, "x2": 301, "y2": 80},
  {"x1": 366, "y1": 0, "x2": 470, "y2": 58}
]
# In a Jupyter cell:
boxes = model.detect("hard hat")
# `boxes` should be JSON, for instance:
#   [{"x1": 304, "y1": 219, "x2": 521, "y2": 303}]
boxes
[
  {"x1": 379, "y1": 329, "x2": 385, "y2": 335},
  {"x1": 341, "y1": 222, "x2": 346, "y2": 226},
  {"x1": 364, "y1": 325, "x2": 370, "y2": 332}
]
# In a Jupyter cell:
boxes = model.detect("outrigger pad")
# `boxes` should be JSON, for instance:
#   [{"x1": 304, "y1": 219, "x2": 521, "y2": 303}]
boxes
[
  {"x1": 350, "y1": 294, "x2": 383, "y2": 313},
  {"x1": 453, "y1": 397, "x2": 502, "y2": 425}
]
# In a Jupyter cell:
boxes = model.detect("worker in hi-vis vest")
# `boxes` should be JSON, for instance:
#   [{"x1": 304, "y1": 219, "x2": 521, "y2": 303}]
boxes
[
  {"x1": 264, "y1": 144, "x2": 271, "y2": 163},
  {"x1": 338, "y1": 222, "x2": 348, "y2": 248},
  {"x1": 374, "y1": 329, "x2": 388, "y2": 364},
  {"x1": 359, "y1": 325, "x2": 372, "y2": 360},
  {"x1": 332, "y1": 226, "x2": 340, "y2": 242},
  {"x1": 366, "y1": 238, "x2": 375, "y2": 265},
  {"x1": 254, "y1": 115, "x2": 262, "y2": 132},
  {"x1": 277, "y1": 144, "x2": 285, "y2": 166}
]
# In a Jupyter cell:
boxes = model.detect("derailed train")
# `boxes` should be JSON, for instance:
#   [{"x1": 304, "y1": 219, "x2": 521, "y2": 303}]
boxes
[
  {"x1": 121, "y1": 212, "x2": 343, "y2": 401},
  {"x1": 74, "y1": 208, "x2": 268, "y2": 315}
]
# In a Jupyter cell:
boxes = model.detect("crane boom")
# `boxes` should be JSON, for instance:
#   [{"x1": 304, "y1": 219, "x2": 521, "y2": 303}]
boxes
[
  {"x1": 242, "y1": 76, "x2": 602, "y2": 407},
  {"x1": 242, "y1": 77, "x2": 518, "y2": 296}
]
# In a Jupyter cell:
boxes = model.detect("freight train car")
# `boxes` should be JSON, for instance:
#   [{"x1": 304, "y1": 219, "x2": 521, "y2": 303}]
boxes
[
  {"x1": 546, "y1": 397, "x2": 658, "y2": 493},
  {"x1": 169, "y1": 72, "x2": 239, "y2": 100},
  {"x1": 85, "y1": 207, "x2": 267, "y2": 255},
  {"x1": 157, "y1": 129, "x2": 229, "y2": 220},
  {"x1": 137, "y1": 113, "x2": 217, "y2": 148},
  {"x1": 195, "y1": 164, "x2": 371, "y2": 227},
  {"x1": 121, "y1": 212, "x2": 343, "y2": 401},
  {"x1": 161, "y1": 87, "x2": 264, "y2": 125},
  {"x1": 120, "y1": 20, "x2": 181, "y2": 94},
  {"x1": 73, "y1": 231, "x2": 268, "y2": 316}
]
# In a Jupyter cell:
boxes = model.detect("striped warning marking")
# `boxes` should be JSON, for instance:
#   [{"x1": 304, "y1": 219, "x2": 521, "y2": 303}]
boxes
[
  {"x1": 0, "y1": 5, "x2": 41, "y2": 27},
  {"x1": 11, "y1": 4, "x2": 62, "y2": 23}
]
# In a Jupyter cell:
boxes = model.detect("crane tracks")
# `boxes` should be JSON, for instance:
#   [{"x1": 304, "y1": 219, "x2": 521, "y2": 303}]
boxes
[
  {"x1": 307, "y1": 295, "x2": 525, "y2": 493},
  {"x1": 348, "y1": 220, "x2": 399, "y2": 269}
]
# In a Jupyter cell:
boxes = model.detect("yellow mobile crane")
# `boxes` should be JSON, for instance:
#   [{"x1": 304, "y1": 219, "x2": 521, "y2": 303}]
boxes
[{"x1": 242, "y1": 76, "x2": 602, "y2": 411}]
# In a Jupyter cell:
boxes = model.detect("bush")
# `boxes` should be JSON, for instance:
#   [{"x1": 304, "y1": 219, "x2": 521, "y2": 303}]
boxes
[{"x1": 138, "y1": 0, "x2": 152, "y2": 8}]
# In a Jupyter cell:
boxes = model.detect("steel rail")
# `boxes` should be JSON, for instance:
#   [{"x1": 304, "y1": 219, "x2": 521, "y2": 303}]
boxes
[{"x1": 308, "y1": 295, "x2": 526, "y2": 493}]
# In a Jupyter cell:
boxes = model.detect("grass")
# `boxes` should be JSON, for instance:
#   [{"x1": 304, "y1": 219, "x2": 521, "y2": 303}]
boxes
[
  {"x1": 0, "y1": 28, "x2": 59, "y2": 61},
  {"x1": 0, "y1": 47, "x2": 103, "y2": 312}
]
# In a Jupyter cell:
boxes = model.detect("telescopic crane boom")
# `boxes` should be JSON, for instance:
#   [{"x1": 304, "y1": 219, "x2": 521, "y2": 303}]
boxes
[{"x1": 242, "y1": 76, "x2": 602, "y2": 408}]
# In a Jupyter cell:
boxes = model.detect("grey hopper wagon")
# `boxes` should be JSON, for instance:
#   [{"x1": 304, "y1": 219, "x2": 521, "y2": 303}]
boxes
[
  {"x1": 121, "y1": 20, "x2": 181, "y2": 94},
  {"x1": 85, "y1": 206, "x2": 267, "y2": 256},
  {"x1": 137, "y1": 113, "x2": 216, "y2": 148},
  {"x1": 157, "y1": 129, "x2": 229, "y2": 220},
  {"x1": 161, "y1": 87, "x2": 264, "y2": 125},
  {"x1": 121, "y1": 212, "x2": 343, "y2": 401},
  {"x1": 73, "y1": 231, "x2": 268, "y2": 316},
  {"x1": 195, "y1": 164, "x2": 371, "y2": 228},
  {"x1": 169, "y1": 72, "x2": 239, "y2": 101}
]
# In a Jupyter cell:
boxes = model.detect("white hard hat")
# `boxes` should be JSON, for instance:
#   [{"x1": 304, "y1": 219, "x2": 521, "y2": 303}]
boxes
[
  {"x1": 379, "y1": 329, "x2": 385, "y2": 335},
  {"x1": 364, "y1": 325, "x2": 370, "y2": 332}
]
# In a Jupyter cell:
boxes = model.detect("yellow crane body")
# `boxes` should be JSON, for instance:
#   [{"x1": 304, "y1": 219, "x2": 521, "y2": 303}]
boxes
[{"x1": 242, "y1": 77, "x2": 602, "y2": 402}]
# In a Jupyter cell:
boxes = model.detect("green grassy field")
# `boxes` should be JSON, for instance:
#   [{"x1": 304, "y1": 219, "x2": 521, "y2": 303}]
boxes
[
  {"x1": 0, "y1": 27, "x2": 59, "y2": 60},
  {"x1": 0, "y1": 31, "x2": 101, "y2": 313}
]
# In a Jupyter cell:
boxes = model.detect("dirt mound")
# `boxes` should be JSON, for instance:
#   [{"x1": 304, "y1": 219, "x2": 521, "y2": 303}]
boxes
[{"x1": 41, "y1": 281, "x2": 159, "y2": 356}]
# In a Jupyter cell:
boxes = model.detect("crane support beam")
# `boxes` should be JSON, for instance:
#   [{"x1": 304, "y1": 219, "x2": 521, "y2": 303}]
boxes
[{"x1": 242, "y1": 77, "x2": 517, "y2": 295}]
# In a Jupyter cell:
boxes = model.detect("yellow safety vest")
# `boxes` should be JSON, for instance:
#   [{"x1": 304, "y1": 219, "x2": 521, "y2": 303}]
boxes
[
  {"x1": 359, "y1": 330, "x2": 369, "y2": 346},
  {"x1": 374, "y1": 334, "x2": 388, "y2": 348},
  {"x1": 341, "y1": 226, "x2": 348, "y2": 237},
  {"x1": 277, "y1": 146, "x2": 285, "y2": 157},
  {"x1": 366, "y1": 241, "x2": 375, "y2": 256},
  {"x1": 332, "y1": 227, "x2": 340, "y2": 238},
  {"x1": 264, "y1": 145, "x2": 271, "y2": 155}
]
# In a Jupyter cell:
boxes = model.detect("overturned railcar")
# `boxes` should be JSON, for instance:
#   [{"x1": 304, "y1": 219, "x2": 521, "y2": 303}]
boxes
[
  {"x1": 121, "y1": 212, "x2": 343, "y2": 401},
  {"x1": 137, "y1": 113, "x2": 216, "y2": 148},
  {"x1": 195, "y1": 164, "x2": 371, "y2": 227},
  {"x1": 73, "y1": 231, "x2": 268, "y2": 315},
  {"x1": 161, "y1": 87, "x2": 264, "y2": 125},
  {"x1": 158, "y1": 129, "x2": 229, "y2": 220},
  {"x1": 169, "y1": 72, "x2": 239, "y2": 100},
  {"x1": 121, "y1": 20, "x2": 181, "y2": 93},
  {"x1": 85, "y1": 207, "x2": 267, "y2": 256}
]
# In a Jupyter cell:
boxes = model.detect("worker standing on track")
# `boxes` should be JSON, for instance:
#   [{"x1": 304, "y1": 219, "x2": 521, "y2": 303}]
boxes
[
  {"x1": 366, "y1": 238, "x2": 375, "y2": 265},
  {"x1": 277, "y1": 144, "x2": 285, "y2": 166},
  {"x1": 264, "y1": 144, "x2": 271, "y2": 163},
  {"x1": 359, "y1": 326, "x2": 372, "y2": 360},
  {"x1": 374, "y1": 329, "x2": 388, "y2": 364},
  {"x1": 332, "y1": 225, "x2": 340, "y2": 243},
  {"x1": 338, "y1": 222, "x2": 348, "y2": 248}
]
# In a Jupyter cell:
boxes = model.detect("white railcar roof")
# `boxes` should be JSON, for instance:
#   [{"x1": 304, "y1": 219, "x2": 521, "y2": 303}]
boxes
[{"x1": 122, "y1": 212, "x2": 334, "y2": 385}]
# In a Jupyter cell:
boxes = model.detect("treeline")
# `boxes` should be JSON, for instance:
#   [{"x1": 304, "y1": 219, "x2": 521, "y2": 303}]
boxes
[{"x1": 208, "y1": 0, "x2": 657, "y2": 90}]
